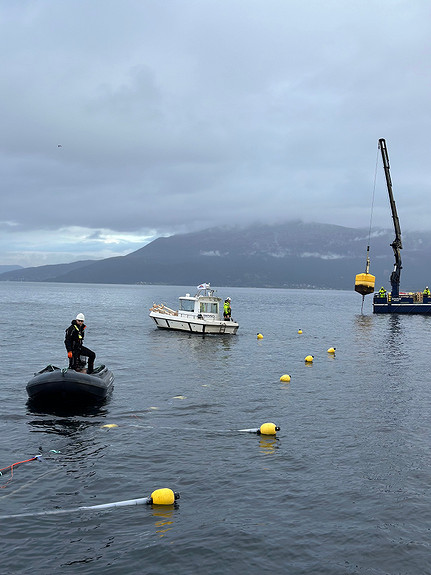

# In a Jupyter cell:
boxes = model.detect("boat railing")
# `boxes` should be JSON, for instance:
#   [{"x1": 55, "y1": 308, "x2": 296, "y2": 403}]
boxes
[{"x1": 195, "y1": 288, "x2": 215, "y2": 297}]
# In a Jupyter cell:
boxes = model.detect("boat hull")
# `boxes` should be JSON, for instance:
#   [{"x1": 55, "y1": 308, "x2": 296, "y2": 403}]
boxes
[
  {"x1": 26, "y1": 365, "x2": 114, "y2": 404},
  {"x1": 373, "y1": 295, "x2": 431, "y2": 314},
  {"x1": 149, "y1": 312, "x2": 239, "y2": 334}
]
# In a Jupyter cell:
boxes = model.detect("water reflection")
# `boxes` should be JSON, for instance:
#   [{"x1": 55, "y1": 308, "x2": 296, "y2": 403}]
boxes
[
  {"x1": 26, "y1": 415, "x2": 104, "y2": 436},
  {"x1": 151, "y1": 507, "x2": 175, "y2": 537},
  {"x1": 258, "y1": 436, "x2": 279, "y2": 455},
  {"x1": 148, "y1": 329, "x2": 238, "y2": 364},
  {"x1": 387, "y1": 313, "x2": 402, "y2": 335},
  {"x1": 353, "y1": 313, "x2": 375, "y2": 347},
  {"x1": 24, "y1": 415, "x2": 109, "y2": 481},
  {"x1": 354, "y1": 313, "x2": 374, "y2": 330},
  {"x1": 26, "y1": 399, "x2": 110, "y2": 418},
  {"x1": 381, "y1": 315, "x2": 404, "y2": 365},
  {"x1": 26, "y1": 401, "x2": 109, "y2": 440}
]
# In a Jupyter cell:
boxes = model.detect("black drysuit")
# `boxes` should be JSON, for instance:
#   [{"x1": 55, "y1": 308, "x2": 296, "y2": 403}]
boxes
[{"x1": 64, "y1": 320, "x2": 96, "y2": 373}]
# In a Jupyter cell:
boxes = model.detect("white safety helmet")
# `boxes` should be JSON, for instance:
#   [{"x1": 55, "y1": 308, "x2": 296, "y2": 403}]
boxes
[
  {"x1": 76, "y1": 313, "x2": 85, "y2": 321},
  {"x1": 227, "y1": 297, "x2": 231, "y2": 302}
]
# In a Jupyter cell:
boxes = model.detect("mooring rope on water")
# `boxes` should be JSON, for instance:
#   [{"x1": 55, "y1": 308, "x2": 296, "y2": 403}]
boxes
[
  {"x1": 0, "y1": 466, "x2": 61, "y2": 500},
  {"x1": 0, "y1": 489, "x2": 180, "y2": 519},
  {"x1": 0, "y1": 455, "x2": 43, "y2": 489},
  {"x1": 120, "y1": 421, "x2": 281, "y2": 436}
]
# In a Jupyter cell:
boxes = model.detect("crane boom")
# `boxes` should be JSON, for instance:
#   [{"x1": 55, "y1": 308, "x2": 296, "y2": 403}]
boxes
[{"x1": 378, "y1": 138, "x2": 402, "y2": 297}]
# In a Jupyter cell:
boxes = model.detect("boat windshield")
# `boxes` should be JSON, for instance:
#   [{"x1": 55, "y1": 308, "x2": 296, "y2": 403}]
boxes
[
  {"x1": 199, "y1": 302, "x2": 219, "y2": 314},
  {"x1": 180, "y1": 299, "x2": 195, "y2": 312}
]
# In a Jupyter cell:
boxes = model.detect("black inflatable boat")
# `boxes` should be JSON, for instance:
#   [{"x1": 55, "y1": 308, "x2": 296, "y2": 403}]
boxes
[{"x1": 27, "y1": 364, "x2": 114, "y2": 404}]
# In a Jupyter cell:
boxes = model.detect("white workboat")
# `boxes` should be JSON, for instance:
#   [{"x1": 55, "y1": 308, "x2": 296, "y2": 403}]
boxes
[{"x1": 149, "y1": 284, "x2": 239, "y2": 335}]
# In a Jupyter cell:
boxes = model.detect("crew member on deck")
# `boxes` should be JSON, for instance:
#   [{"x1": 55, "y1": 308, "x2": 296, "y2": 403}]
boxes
[
  {"x1": 64, "y1": 313, "x2": 96, "y2": 373},
  {"x1": 378, "y1": 287, "x2": 387, "y2": 298},
  {"x1": 423, "y1": 286, "x2": 430, "y2": 296},
  {"x1": 223, "y1": 297, "x2": 232, "y2": 320}
]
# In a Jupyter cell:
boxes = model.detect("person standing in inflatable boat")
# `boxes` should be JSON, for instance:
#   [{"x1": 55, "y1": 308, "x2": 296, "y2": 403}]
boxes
[{"x1": 64, "y1": 313, "x2": 96, "y2": 373}]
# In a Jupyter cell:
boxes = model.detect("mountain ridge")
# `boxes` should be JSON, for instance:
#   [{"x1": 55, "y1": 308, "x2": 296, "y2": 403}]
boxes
[{"x1": 1, "y1": 221, "x2": 430, "y2": 291}]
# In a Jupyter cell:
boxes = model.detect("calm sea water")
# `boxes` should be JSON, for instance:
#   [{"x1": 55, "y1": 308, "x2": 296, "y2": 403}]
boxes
[{"x1": 1, "y1": 282, "x2": 430, "y2": 575}]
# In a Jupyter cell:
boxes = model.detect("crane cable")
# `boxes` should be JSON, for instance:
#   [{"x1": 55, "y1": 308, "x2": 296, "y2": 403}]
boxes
[
  {"x1": 367, "y1": 144, "x2": 380, "y2": 251},
  {"x1": 360, "y1": 146, "x2": 379, "y2": 314}
]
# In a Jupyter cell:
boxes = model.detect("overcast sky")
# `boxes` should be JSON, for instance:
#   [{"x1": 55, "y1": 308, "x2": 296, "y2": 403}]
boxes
[{"x1": 1, "y1": 0, "x2": 430, "y2": 267}]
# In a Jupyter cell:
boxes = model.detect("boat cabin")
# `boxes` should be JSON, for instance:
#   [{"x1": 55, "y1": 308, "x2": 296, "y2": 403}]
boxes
[{"x1": 179, "y1": 293, "x2": 222, "y2": 321}]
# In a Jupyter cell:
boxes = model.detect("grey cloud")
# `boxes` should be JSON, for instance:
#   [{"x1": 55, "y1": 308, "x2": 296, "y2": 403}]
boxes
[{"x1": 1, "y1": 0, "x2": 430, "y2": 266}]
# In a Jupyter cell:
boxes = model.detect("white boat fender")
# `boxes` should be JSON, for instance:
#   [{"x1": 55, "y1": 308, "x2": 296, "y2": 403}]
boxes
[{"x1": 238, "y1": 423, "x2": 280, "y2": 435}]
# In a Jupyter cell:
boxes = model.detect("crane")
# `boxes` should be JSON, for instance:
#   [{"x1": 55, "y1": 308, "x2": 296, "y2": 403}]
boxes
[{"x1": 378, "y1": 138, "x2": 402, "y2": 298}]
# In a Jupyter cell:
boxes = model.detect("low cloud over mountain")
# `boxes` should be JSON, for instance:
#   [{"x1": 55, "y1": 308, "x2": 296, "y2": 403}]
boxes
[{"x1": 1, "y1": 221, "x2": 430, "y2": 291}]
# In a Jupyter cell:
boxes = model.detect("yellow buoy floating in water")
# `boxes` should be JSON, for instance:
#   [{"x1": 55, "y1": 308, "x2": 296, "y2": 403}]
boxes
[
  {"x1": 280, "y1": 374, "x2": 291, "y2": 382},
  {"x1": 327, "y1": 347, "x2": 336, "y2": 354},
  {"x1": 259, "y1": 422, "x2": 280, "y2": 435},
  {"x1": 150, "y1": 488, "x2": 177, "y2": 505},
  {"x1": 101, "y1": 424, "x2": 118, "y2": 428},
  {"x1": 257, "y1": 333, "x2": 263, "y2": 339},
  {"x1": 305, "y1": 355, "x2": 314, "y2": 363},
  {"x1": 298, "y1": 329, "x2": 302, "y2": 334}
]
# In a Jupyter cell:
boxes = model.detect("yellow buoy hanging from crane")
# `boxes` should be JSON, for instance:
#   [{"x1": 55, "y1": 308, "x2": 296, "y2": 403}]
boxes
[
  {"x1": 356, "y1": 154, "x2": 378, "y2": 300},
  {"x1": 354, "y1": 272, "x2": 375, "y2": 296},
  {"x1": 355, "y1": 246, "x2": 375, "y2": 296}
]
